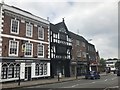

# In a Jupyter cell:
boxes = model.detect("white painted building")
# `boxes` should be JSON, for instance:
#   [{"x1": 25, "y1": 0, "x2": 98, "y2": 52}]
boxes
[
  {"x1": 106, "y1": 59, "x2": 118, "y2": 72},
  {"x1": 0, "y1": 3, "x2": 50, "y2": 82}
]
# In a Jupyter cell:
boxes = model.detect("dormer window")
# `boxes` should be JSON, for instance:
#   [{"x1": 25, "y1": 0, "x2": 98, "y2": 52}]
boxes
[{"x1": 11, "y1": 19, "x2": 19, "y2": 34}]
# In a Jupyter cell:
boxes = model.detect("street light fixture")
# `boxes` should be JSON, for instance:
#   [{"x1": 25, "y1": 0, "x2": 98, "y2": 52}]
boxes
[{"x1": 86, "y1": 53, "x2": 90, "y2": 73}]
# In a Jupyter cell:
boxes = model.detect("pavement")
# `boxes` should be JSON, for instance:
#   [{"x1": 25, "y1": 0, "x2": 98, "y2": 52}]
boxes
[{"x1": 1, "y1": 72, "x2": 107, "y2": 90}]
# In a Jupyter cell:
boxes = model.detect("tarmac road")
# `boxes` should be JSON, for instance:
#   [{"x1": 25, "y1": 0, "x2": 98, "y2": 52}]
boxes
[{"x1": 23, "y1": 73, "x2": 119, "y2": 89}]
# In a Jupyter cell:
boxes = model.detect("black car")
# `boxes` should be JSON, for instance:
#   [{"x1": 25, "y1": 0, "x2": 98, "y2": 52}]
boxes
[{"x1": 85, "y1": 71, "x2": 100, "y2": 80}]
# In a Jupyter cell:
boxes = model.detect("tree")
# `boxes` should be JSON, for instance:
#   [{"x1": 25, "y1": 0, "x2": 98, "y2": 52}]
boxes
[
  {"x1": 100, "y1": 58, "x2": 106, "y2": 67},
  {"x1": 99, "y1": 58, "x2": 106, "y2": 72},
  {"x1": 115, "y1": 60, "x2": 120, "y2": 69}
]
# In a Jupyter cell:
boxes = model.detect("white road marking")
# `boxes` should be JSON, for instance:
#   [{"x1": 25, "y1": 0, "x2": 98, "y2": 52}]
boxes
[
  {"x1": 92, "y1": 82, "x2": 95, "y2": 83},
  {"x1": 111, "y1": 77, "x2": 117, "y2": 80},
  {"x1": 105, "y1": 79, "x2": 107, "y2": 81}
]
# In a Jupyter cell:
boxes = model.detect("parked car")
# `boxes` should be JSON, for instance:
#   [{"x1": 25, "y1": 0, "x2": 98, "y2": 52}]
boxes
[
  {"x1": 85, "y1": 71, "x2": 100, "y2": 80},
  {"x1": 117, "y1": 69, "x2": 120, "y2": 76}
]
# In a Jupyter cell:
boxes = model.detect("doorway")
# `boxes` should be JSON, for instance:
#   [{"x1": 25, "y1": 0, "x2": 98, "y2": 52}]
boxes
[{"x1": 25, "y1": 67, "x2": 31, "y2": 81}]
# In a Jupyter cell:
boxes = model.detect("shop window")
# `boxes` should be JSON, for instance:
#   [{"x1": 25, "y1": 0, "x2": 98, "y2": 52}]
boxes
[
  {"x1": 1, "y1": 64, "x2": 8, "y2": 79},
  {"x1": 44, "y1": 63, "x2": 47, "y2": 75},
  {"x1": 35, "y1": 64, "x2": 39, "y2": 76},
  {"x1": 14, "y1": 64, "x2": 20, "y2": 78},
  {"x1": 39, "y1": 63, "x2": 43, "y2": 75},
  {"x1": 8, "y1": 64, "x2": 14, "y2": 78}
]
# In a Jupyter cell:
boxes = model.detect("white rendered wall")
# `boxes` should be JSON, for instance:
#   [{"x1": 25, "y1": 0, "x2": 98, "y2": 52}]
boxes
[
  {"x1": 0, "y1": 62, "x2": 1, "y2": 81},
  {"x1": 31, "y1": 63, "x2": 35, "y2": 78},
  {"x1": 47, "y1": 62, "x2": 50, "y2": 76},
  {"x1": 20, "y1": 63, "x2": 25, "y2": 79}
]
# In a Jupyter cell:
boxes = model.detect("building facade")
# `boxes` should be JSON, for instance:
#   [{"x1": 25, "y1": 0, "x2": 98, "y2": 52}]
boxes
[
  {"x1": 0, "y1": 3, "x2": 50, "y2": 82},
  {"x1": 87, "y1": 43, "x2": 100, "y2": 72},
  {"x1": 50, "y1": 19, "x2": 72, "y2": 78},
  {"x1": 69, "y1": 32, "x2": 88, "y2": 76},
  {"x1": 106, "y1": 59, "x2": 118, "y2": 73}
]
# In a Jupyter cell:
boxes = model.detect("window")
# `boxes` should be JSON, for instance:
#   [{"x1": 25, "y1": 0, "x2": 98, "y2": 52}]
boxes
[
  {"x1": 2, "y1": 63, "x2": 20, "y2": 79},
  {"x1": 11, "y1": 19, "x2": 19, "y2": 34},
  {"x1": 82, "y1": 42, "x2": 85, "y2": 47},
  {"x1": 9, "y1": 40, "x2": 19, "y2": 56},
  {"x1": 39, "y1": 63, "x2": 43, "y2": 75},
  {"x1": 14, "y1": 64, "x2": 20, "y2": 78},
  {"x1": 8, "y1": 64, "x2": 14, "y2": 78},
  {"x1": 82, "y1": 52, "x2": 86, "y2": 58},
  {"x1": 44, "y1": 63, "x2": 47, "y2": 75},
  {"x1": 38, "y1": 44, "x2": 44, "y2": 57},
  {"x1": 76, "y1": 40, "x2": 79, "y2": 45},
  {"x1": 25, "y1": 43, "x2": 33, "y2": 57},
  {"x1": 2, "y1": 64, "x2": 8, "y2": 79},
  {"x1": 26, "y1": 23, "x2": 33, "y2": 37},
  {"x1": 35, "y1": 64, "x2": 39, "y2": 76},
  {"x1": 38, "y1": 27, "x2": 44, "y2": 39}
]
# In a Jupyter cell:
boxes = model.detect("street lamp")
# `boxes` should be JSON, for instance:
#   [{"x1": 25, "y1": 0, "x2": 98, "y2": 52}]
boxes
[
  {"x1": 18, "y1": 66, "x2": 20, "y2": 86},
  {"x1": 86, "y1": 53, "x2": 90, "y2": 73},
  {"x1": 76, "y1": 59, "x2": 78, "y2": 79}
]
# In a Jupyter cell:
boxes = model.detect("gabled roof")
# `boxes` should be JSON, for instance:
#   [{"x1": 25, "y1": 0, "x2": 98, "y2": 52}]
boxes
[
  {"x1": 50, "y1": 21, "x2": 69, "y2": 34},
  {"x1": 69, "y1": 31, "x2": 87, "y2": 42}
]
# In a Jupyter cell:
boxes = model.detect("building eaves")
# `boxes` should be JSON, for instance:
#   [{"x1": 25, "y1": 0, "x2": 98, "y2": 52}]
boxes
[
  {"x1": 1, "y1": 3, "x2": 49, "y2": 25},
  {"x1": 69, "y1": 31, "x2": 87, "y2": 42}
]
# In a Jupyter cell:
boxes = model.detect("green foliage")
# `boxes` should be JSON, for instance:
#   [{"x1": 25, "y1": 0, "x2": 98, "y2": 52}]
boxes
[
  {"x1": 100, "y1": 58, "x2": 106, "y2": 67},
  {"x1": 115, "y1": 61, "x2": 120, "y2": 69}
]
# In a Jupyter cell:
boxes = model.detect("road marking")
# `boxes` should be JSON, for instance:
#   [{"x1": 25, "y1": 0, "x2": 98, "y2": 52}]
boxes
[
  {"x1": 104, "y1": 86, "x2": 119, "y2": 90},
  {"x1": 105, "y1": 79, "x2": 107, "y2": 81},
  {"x1": 92, "y1": 82, "x2": 95, "y2": 83},
  {"x1": 111, "y1": 77, "x2": 117, "y2": 80}
]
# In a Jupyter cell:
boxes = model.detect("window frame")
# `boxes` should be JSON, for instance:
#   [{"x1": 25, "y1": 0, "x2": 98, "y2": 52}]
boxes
[
  {"x1": 38, "y1": 26, "x2": 44, "y2": 40},
  {"x1": 24, "y1": 43, "x2": 33, "y2": 57},
  {"x1": 9, "y1": 40, "x2": 19, "y2": 57},
  {"x1": 10, "y1": 19, "x2": 19, "y2": 34},
  {"x1": 26, "y1": 23, "x2": 33, "y2": 37},
  {"x1": 37, "y1": 44, "x2": 44, "y2": 57}
]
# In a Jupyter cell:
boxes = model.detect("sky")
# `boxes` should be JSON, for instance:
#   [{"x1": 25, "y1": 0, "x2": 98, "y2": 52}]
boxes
[{"x1": 0, "y1": 0, "x2": 119, "y2": 59}]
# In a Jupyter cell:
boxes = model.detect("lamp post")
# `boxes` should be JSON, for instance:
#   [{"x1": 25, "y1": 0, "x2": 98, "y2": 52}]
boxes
[
  {"x1": 86, "y1": 53, "x2": 90, "y2": 73},
  {"x1": 76, "y1": 58, "x2": 78, "y2": 79},
  {"x1": 18, "y1": 66, "x2": 20, "y2": 86}
]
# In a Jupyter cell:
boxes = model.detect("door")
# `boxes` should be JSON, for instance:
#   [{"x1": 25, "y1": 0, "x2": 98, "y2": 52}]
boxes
[{"x1": 25, "y1": 67, "x2": 31, "y2": 81}]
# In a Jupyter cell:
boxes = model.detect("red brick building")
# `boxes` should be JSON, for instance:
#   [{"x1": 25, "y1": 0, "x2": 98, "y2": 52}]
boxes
[
  {"x1": 69, "y1": 32, "x2": 88, "y2": 76},
  {"x1": 0, "y1": 3, "x2": 50, "y2": 82}
]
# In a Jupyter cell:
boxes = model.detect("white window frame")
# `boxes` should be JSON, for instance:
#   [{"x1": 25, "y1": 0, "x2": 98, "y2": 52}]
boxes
[
  {"x1": 24, "y1": 43, "x2": 33, "y2": 57},
  {"x1": 10, "y1": 19, "x2": 19, "y2": 34},
  {"x1": 38, "y1": 26, "x2": 44, "y2": 40},
  {"x1": 26, "y1": 23, "x2": 33, "y2": 37},
  {"x1": 9, "y1": 40, "x2": 19, "y2": 56},
  {"x1": 37, "y1": 44, "x2": 44, "y2": 57}
]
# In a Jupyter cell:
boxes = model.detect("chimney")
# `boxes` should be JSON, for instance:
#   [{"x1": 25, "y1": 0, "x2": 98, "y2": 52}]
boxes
[{"x1": 62, "y1": 17, "x2": 65, "y2": 22}]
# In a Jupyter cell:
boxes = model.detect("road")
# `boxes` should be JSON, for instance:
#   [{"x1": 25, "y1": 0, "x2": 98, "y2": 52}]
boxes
[{"x1": 15, "y1": 73, "x2": 120, "y2": 90}]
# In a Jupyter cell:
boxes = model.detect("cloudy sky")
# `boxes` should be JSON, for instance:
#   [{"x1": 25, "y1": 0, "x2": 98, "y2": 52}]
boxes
[{"x1": 1, "y1": 0, "x2": 119, "y2": 59}]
